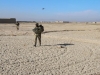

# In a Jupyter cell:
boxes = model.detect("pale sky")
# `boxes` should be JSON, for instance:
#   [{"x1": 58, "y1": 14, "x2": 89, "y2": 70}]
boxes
[{"x1": 0, "y1": 0, "x2": 100, "y2": 22}]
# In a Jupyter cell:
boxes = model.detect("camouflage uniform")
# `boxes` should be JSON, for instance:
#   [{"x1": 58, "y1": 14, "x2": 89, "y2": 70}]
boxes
[
  {"x1": 34, "y1": 33, "x2": 41, "y2": 46},
  {"x1": 16, "y1": 22, "x2": 20, "y2": 30},
  {"x1": 33, "y1": 23, "x2": 44, "y2": 47},
  {"x1": 33, "y1": 26, "x2": 42, "y2": 46}
]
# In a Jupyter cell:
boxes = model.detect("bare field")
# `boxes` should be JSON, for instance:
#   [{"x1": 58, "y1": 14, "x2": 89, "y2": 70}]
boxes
[{"x1": 0, "y1": 23, "x2": 100, "y2": 75}]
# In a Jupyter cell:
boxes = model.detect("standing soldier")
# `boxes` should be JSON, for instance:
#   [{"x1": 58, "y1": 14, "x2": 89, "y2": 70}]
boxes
[
  {"x1": 32, "y1": 23, "x2": 44, "y2": 47},
  {"x1": 16, "y1": 22, "x2": 20, "y2": 30}
]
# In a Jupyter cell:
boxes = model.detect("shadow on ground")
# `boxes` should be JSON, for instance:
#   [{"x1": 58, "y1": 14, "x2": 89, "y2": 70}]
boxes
[
  {"x1": 43, "y1": 43, "x2": 74, "y2": 46},
  {"x1": 43, "y1": 30, "x2": 85, "y2": 33},
  {"x1": 57, "y1": 43, "x2": 74, "y2": 46}
]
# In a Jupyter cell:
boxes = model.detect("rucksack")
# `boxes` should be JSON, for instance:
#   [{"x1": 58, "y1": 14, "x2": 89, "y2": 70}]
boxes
[
  {"x1": 39, "y1": 25, "x2": 44, "y2": 32},
  {"x1": 32, "y1": 27, "x2": 42, "y2": 34}
]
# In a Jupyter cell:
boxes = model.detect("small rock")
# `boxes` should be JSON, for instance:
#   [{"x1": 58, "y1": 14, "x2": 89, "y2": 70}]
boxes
[{"x1": 57, "y1": 45, "x2": 65, "y2": 48}]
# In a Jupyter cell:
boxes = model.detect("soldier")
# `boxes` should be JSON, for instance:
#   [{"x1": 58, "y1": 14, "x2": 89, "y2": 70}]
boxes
[
  {"x1": 33, "y1": 23, "x2": 43, "y2": 47},
  {"x1": 16, "y1": 22, "x2": 20, "y2": 30}
]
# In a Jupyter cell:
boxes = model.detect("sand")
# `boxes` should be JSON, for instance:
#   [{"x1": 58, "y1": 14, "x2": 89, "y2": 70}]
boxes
[{"x1": 0, "y1": 23, "x2": 100, "y2": 75}]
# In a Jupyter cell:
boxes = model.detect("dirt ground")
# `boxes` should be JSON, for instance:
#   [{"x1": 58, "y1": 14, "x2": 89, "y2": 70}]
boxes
[{"x1": 0, "y1": 23, "x2": 100, "y2": 75}]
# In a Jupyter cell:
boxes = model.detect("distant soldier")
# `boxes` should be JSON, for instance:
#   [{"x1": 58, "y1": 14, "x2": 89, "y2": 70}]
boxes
[
  {"x1": 32, "y1": 23, "x2": 44, "y2": 47},
  {"x1": 16, "y1": 22, "x2": 20, "y2": 30}
]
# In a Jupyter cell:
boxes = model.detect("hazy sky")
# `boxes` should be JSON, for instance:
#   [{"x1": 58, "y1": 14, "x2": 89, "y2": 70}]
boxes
[{"x1": 0, "y1": 0, "x2": 100, "y2": 22}]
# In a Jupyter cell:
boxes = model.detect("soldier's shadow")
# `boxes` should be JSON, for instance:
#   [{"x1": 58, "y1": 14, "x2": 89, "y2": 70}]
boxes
[
  {"x1": 43, "y1": 43, "x2": 74, "y2": 46},
  {"x1": 43, "y1": 30, "x2": 85, "y2": 33},
  {"x1": 57, "y1": 43, "x2": 74, "y2": 46}
]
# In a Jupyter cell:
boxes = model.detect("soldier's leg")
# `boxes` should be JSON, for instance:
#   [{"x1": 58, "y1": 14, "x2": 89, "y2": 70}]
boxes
[
  {"x1": 17, "y1": 27, "x2": 19, "y2": 30},
  {"x1": 38, "y1": 34, "x2": 41, "y2": 46},
  {"x1": 17, "y1": 26, "x2": 19, "y2": 30},
  {"x1": 34, "y1": 35, "x2": 37, "y2": 46},
  {"x1": 18, "y1": 26, "x2": 19, "y2": 30}
]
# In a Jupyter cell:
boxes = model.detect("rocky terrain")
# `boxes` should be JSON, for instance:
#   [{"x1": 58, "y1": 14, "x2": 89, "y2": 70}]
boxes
[{"x1": 0, "y1": 23, "x2": 100, "y2": 75}]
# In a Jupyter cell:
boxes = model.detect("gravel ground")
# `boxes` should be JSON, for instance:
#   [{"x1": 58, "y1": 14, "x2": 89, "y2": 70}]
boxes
[{"x1": 0, "y1": 23, "x2": 100, "y2": 75}]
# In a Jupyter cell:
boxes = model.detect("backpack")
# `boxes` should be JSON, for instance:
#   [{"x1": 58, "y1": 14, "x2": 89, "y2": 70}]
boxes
[
  {"x1": 32, "y1": 27, "x2": 42, "y2": 34},
  {"x1": 39, "y1": 25, "x2": 44, "y2": 32}
]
